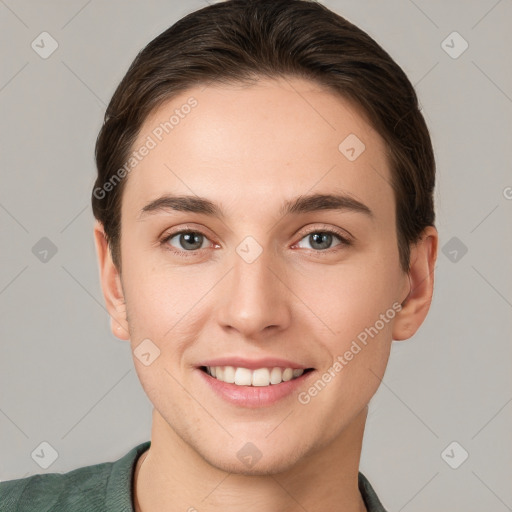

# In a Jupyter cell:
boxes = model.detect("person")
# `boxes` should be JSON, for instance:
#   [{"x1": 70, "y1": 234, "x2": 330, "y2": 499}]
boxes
[{"x1": 0, "y1": 0, "x2": 438, "y2": 510}]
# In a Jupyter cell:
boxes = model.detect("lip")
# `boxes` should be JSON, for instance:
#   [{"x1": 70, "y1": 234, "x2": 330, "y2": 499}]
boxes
[
  {"x1": 197, "y1": 356, "x2": 311, "y2": 370},
  {"x1": 196, "y1": 366, "x2": 316, "y2": 408}
]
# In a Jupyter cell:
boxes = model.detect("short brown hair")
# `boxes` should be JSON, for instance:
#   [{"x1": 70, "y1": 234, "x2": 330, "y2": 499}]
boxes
[{"x1": 92, "y1": 0, "x2": 435, "y2": 273}]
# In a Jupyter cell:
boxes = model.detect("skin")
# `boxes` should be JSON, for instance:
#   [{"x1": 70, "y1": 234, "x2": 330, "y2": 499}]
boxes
[{"x1": 94, "y1": 76, "x2": 438, "y2": 512}]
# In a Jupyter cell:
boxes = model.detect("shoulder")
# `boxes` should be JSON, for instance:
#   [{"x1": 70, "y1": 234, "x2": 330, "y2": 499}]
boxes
[
  {"x1": 0, "y1": 441, "x2": 150, "y2": 512},
  {"x1": 358, "y1": 472, "x2": 388, "y2": 512},
  {"x1": 0, "y1": 464, "x2": 111, "y2": 511}
]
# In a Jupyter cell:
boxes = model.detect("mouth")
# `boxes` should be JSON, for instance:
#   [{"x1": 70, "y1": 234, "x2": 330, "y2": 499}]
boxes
[{"x1": 199, "y1": 365, "x2": 315, "y2": 387}]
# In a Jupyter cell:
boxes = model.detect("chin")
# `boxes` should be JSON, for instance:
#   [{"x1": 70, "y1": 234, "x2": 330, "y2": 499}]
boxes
[
  {"x1": 205, "y1": 449, "x2": 306, "y2": 476},
  {"x1": 196, "y1": 434, "x2": 315, "y2": 477}
]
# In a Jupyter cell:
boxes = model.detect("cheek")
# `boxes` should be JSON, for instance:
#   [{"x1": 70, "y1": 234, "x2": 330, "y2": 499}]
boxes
[
  {"x1": 121, "y1": 263, "x2": 219, "y2": 383},
  {"x1": 300, "y1": 277, "x2": 395, "y2": 419},
  {"x1": 291, "y1": 247, "x2": 400, "y2": 404},
  {"x1": 122, "y1": 261, "x2": 198, "y2": 337},
  {"x1": 294, "y1": 254, "x2": 401, "y2": 338}
]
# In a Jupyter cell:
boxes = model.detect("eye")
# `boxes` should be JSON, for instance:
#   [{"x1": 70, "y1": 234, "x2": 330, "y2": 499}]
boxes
[
  {"x1": 159, "y1": 225, "x2": 352, "y2": 257},
  {"x1": 295, "y1": 228, "x2": 352, "y2": 251},
  {"x1": 161, "y1": 230, "x2": 212, "y2": 253}
]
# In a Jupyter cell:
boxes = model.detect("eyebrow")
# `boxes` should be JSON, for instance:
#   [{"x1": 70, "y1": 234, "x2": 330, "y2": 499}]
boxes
[{"x1": 137, "y1": 192, "x2": 374, "y2": 220}]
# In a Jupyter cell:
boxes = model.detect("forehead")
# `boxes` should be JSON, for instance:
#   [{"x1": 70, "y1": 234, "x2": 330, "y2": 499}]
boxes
[{"x1": 123, "y1": 76, "x2": 394, "y2": 222}]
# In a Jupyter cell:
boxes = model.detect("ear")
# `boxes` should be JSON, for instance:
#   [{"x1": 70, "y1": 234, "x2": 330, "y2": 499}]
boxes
[
  {"x1": 93, "y1": 220, "x2": 130, "y2": 341},
  {"x1": 392, "y1": 225, "x2": 438, "y2": 341}
]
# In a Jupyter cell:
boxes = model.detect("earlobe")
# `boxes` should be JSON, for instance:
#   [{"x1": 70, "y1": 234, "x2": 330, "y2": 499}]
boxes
[
  {"x1": 392, "y1": 226, "x2": 438, "y2": 341},
  {"x1": 93, "y1": 220, "x2": 130, "y2": 341}
]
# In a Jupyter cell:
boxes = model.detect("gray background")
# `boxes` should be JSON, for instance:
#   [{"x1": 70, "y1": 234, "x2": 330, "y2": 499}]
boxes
[{"x1": 1, "y1": 0, "x2": 511, "y2": 510}]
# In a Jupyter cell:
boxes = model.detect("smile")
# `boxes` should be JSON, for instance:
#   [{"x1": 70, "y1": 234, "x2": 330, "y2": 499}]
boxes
[{"x1": 200, "y1": 365, "x2": 313, "y2": 386}]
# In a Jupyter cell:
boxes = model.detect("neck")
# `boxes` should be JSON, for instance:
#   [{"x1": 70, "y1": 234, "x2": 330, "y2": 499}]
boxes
[{"x1": 134, "y1": 408, "x2": 368, "y2": 512}]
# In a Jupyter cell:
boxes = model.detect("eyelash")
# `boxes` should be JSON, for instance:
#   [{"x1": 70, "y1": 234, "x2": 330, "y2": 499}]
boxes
[{"x1": 159, "y1": 225, "x2": 353, "y2": 258}]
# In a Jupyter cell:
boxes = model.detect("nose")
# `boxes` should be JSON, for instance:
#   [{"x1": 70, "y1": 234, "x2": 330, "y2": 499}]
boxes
[{"x1": 216, "y1": 245, "x2": 292, "y2": 339}]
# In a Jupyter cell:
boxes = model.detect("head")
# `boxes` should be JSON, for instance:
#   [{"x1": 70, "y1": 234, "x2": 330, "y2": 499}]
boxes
[{"x1": 93, "y1": 0, "x2": 437, "y2": 475}]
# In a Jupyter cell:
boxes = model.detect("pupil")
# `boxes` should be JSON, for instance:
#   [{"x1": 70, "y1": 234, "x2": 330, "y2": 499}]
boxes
[
  {"x1": 311, "y1": 232, "x2": 331, "y2": 250},
  {"x1": 181, "y1": 233, "x2": 202, "y2": 250}
]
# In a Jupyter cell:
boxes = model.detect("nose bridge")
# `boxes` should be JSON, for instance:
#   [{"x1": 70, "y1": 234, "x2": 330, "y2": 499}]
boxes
[{"x1": 217, "y1": 238, "x2": 290, "y2": 336}]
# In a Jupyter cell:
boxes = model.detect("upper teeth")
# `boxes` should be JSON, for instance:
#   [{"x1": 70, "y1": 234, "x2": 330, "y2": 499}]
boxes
[{"x1": 206, "y1": 366, "x2": 305, "y2": 386}]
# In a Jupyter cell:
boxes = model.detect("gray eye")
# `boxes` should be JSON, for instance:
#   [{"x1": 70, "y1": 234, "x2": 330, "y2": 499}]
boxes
[
  {"x1": 297, "y1": 232, "x2": 342, "y2": 251},
  {"x1": 168, "y1": 232, "x2": 208, "y2": 251}
]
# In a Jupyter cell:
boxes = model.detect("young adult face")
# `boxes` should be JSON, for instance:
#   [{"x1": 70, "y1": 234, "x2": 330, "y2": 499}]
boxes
[{"x1": 95, "y1": 76, "x2": 437, "y2": 475}]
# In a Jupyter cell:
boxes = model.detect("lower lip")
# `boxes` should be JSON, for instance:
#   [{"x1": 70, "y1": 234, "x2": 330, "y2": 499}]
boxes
[{"x1": 196, "y1": 368, "x2": 314, "y2": 408}]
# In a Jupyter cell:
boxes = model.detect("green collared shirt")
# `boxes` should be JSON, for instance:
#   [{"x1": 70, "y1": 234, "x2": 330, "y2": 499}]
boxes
[{"x1": 0, "y1": 441, "x2": 387, "y2": 511}]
